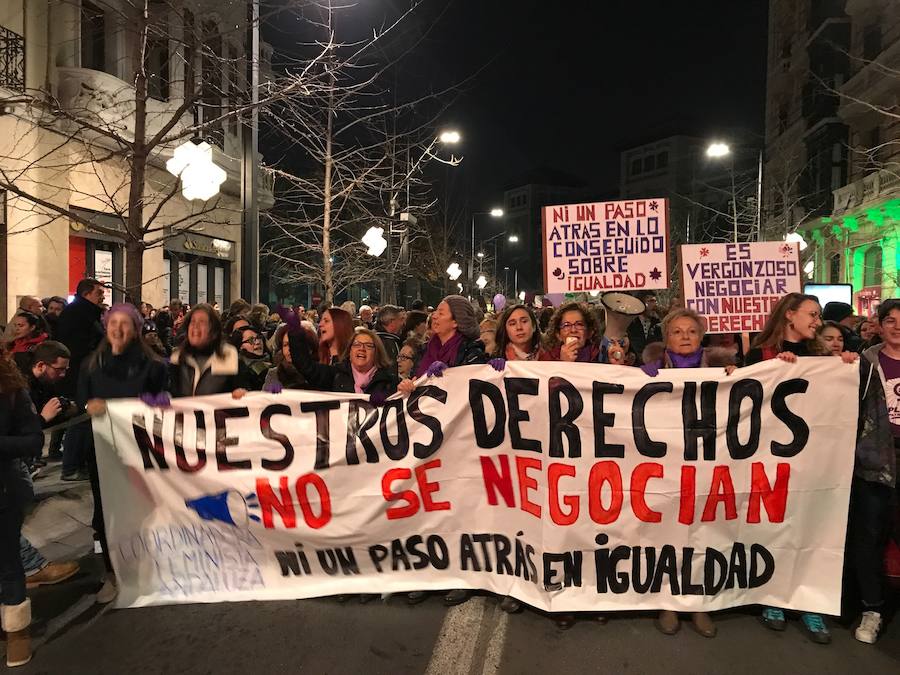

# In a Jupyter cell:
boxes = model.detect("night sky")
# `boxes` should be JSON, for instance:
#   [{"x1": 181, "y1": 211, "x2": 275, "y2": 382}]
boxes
[{"x1": 266, "y1": 0, "x2": 769, "y2": 208}]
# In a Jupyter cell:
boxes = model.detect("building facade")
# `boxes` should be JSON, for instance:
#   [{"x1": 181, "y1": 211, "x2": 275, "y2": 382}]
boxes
[
  {"x1": 0, "y1": 0, "x2": 273, "y2": 318},
  {"x1": 767, "y1": 0, "x2": 898, "y2": 312}
]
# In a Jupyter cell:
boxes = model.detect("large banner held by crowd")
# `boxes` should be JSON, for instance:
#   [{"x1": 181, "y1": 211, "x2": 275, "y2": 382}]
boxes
[
  {"x1": 541, "y1": 199, "x2": 669, "y2": 294},
  {"x1": 94, "y1": 359, "x2": 858, "y2": 613},
  {"x1": 681, "y1": 242, "x2": 802, "y2": 333}
]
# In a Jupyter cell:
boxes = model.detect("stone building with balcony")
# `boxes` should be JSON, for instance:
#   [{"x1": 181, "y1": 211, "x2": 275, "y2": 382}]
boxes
[
  {"x1": 0, "y1": 0, "x2": 273, "y2": 317},
  {"x1": 795, "y1": 0, "x2": 900, "y2": 314}
]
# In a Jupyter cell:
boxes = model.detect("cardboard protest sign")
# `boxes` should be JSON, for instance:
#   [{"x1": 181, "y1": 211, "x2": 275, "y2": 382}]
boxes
[
  {"x1": 95, "y1": 359, "x2": 857, "y2": 613},
  {"x1": 542, "y1": 199, "x2": 669, "y2": 294},
  {"x1": 681, "y1": 242, "x2": 802, "y2": 333}
]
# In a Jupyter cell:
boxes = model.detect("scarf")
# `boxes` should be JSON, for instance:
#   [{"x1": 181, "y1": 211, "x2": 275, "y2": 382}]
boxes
[
  {"x1": 539, "y1": 342, "x2": 600, "y2": 362},
  {"x1": 505, "y1": 343, "x2": 535, "y2": 361},
  {"x1": 415, "y1": 332, "x2": 463, "y2": 377},
  {"x1": 665, "y1": 348, "x2": 704, "y2": 369},
  {"x1": 352, "y1": 365, "x2": 377, "y2": 393},
  {"x1": 10, "y1": 332, "x2": 47, "y2": 354}
]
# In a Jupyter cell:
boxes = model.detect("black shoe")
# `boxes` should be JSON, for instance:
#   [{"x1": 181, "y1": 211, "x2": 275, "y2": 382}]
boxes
[
  {"x1": 48, "y1": 451, "x2": 63, "y2": 462},
  {"x1": 33, "y1": 459, "x2": 47, "y2": 468},
  {"x1": 407, "y1": 591, "x2": 429, "y2": 605},
  {"x1": 554, "y1": 613, "x2": 575, "y2": 631},
  {"x1": 359, "y1": 594, "x2": 378, "y2": 604},
  {"x1": 444, "y1": 589, "x2": 472, "y2": 606},
  {"x1": 499, "y1": 595, "x2": 521, "y2": 613},
  {"x1": 61, "y1": 470, "x2": 89, "y2": 482}
]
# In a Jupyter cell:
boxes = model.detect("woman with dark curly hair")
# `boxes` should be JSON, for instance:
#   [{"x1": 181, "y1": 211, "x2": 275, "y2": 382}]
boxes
[{"x1": 538, "y1": 302, "x2": 601, "y2": 362}]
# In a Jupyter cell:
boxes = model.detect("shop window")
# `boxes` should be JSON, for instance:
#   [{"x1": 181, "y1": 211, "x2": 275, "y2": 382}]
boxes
[{"x1": 862, "y1": 245, "x2": 882, "y2": 287}]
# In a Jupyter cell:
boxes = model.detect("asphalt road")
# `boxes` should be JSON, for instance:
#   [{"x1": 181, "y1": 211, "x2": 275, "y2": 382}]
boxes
[{"x1": 15, "y1": 590, "x2": 900, "y2": 675}]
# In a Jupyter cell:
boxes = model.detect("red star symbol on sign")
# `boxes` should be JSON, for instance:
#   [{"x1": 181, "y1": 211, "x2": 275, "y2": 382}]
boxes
[
  {"x1": 699, "y1": 247, "x2": 710, "y2": 257},
  {"x1": 780, "y1": 244, "x2": 793, "y2": 257},
  {"x1": 648, "y1": 200, "x2": 659, "y2": 212},
  {"x1": 649, "y1": 267, "x2": 662, "y2": 281}
]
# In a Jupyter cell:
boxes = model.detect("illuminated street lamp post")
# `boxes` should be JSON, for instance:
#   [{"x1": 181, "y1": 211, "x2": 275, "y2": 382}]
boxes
[
  {"x1": 470, "y1": 207, "x2": 503, "y2": 294},
  {"x1": 705, "y1": 141, "x2": 764, "y2": 243}
]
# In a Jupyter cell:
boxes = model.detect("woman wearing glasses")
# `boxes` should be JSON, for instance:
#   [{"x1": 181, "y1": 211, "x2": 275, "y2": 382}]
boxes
[
  {"x1": 289, "y1": 327, "x2": 398, "y2": 398},
  {"x1": 396, "y1": 337, "x2": 423, "y2": 379},
  {"x1": 231, "y1": 327, "x2": 272, "y2": 391},
  {"x1": 538, "y1": 302, "x2": 601, "y2": 363}
]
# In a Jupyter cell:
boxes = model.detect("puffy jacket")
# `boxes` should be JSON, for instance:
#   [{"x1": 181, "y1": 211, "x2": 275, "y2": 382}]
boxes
[{"x1": 452, "y1": 338, "x2": 489, "y2": 367}]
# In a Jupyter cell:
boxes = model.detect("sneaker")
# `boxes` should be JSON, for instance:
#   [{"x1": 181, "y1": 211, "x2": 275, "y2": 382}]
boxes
[
  {"x1": 61, "y1": 470, "x2": 89, "y2": 482},
  {"x1": 800, "y1": 613, "x2": 831, "y2": 644},
  {"x1": 854, "y1": 611, "x2": 881, "y2": 644},
  {"x1": 96, "y1": 575, "x2": 118, "y2": 604},
  {"x1": 444, "y1": 589, "x2": 472, "y2": 606},
  {"x1": 25, "y1": 561, "x2": 80, "y2": 589},
  {"x1": 760, "y1": 607, "x2": 786, "y2": 631}
]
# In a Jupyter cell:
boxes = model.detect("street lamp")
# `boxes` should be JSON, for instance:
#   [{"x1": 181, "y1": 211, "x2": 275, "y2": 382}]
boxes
[
  {"x1": 705, "y1": 140, "x2": 764, "y2": 243},
  {"x1": 362, "y1": 226, "x2": 387, "y2": 257},
  {"x1": 439, "y1": 130, "x2": 461, "y2": 144},
  {"x1": 476, "y1": 274, "x2": 487, "y2": 290},
  {"x1": 166, "y1": 140, "x2": 226, "y2": 201},
  {"x1": 447, "y1": 262, "x2": 462, "y2": 281},
  {"x1": 470, "y1": 207, "x2": 504, "y2": 293},
  {"x1": 508, "y1": 234, "x2": 519, "y2": 243}
]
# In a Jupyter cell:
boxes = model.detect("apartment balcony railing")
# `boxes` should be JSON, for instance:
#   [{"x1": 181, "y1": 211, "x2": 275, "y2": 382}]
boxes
[
  {"x1": 0, "y1": 26, "x2": 25, "y2": 93},
  {"x1": 832, "y1": 169, "x2": 900, "y2": 216}
]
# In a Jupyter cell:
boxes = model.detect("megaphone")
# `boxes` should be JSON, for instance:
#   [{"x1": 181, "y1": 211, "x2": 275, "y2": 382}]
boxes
[{"x1": 185, "y1": 490, "x2": 259, "y2": 527}]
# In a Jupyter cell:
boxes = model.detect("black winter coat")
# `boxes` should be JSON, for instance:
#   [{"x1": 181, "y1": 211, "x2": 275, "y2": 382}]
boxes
[
  {"x1": 288, "y1": 333, "x2": 399, "y2": 397},
  {"x1": 55, "y1": 296, "x2": 104, "y2": 396},
  {"x1": 77, "y1": 342, "x2": 169, "y2": 406},
  {"x1": 0, "y1": 388, "x2": 43, "y2": 510},
  {"x1": 170, "y1": 343, "x2": 255, "y2": 397}
]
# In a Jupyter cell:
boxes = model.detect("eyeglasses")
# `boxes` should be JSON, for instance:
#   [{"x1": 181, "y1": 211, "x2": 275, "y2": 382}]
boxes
[
  {"x1": 47, "y1": 364, "x2": 69, "y2": 373},
  {"x1": 560, "y1": 321, "x2": 586, "y2": 331},
  {"x1": 397, "y1": 353, "x2": 413, "y2": 361},
  {"x1": 242, "y1": 337, "x2": 262, "y2": 345},
  {"x1": 351, "y1": 342, "x2": 376, "y2": 351}
]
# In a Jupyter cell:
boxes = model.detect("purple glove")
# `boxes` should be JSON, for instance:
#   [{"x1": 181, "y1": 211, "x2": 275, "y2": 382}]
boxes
[
  {"x1": 140, "y1": 392, "x2": 171, "y2": 408},
  {"x1": 263, "y1": 381, "x2": 283, "y2": 394},
  {"x1": 425, "y1": 361, "x2": 448, "y2": 377},
  {"x1": 640, "y1": 360, "x2": 660, "y2": 377},
  {"x1": 275, "y1": 304, "x2": 302, "y2": 335},
  {"x1": 369, "y1": 390, "x2": 387, "y2": 406},
  {"x1": 488, "y1": 358, "x2": 506, "y2": 372}
]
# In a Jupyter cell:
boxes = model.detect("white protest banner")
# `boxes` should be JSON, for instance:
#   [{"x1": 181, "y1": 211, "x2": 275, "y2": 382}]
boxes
[
  {"x1": 94, "y1": 359, "x2": 857, "y2": 613},
  {"x1": 541, "y1": 198, "x2": 669, "y2": 294},
  {"x1": 681, "y1": 242, "x2": 802, "y2": 333}
]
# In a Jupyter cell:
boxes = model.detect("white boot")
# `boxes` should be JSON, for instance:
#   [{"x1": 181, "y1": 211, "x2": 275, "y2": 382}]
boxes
[{"x1": 1, "y1": 598, "x2": 32, "y2": 667}]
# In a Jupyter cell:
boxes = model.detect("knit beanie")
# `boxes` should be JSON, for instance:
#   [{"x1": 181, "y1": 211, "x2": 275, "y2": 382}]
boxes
[
  {"x1": 822, "y1": 301, "x2": 853, "y2": 323},
  {"x1": 103, "y1": 303, "x2": 144, "y2": 333},
  {"x1": 442, "y1": 294, "x2": 480, "y2": 340}
]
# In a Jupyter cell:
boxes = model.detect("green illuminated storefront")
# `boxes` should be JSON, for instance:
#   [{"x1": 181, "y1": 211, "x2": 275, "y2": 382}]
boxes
[{"x1": 800, "y1": 170, "x2": 900, "y2": 316}]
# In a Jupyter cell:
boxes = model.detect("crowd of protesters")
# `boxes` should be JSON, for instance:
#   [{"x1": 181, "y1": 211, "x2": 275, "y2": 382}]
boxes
[{"x1": 0, "y1": 279, "x2": 898, "y2": 666}]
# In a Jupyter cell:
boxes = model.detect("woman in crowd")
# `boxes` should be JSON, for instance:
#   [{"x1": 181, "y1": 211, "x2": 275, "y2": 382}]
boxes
[
  {"x1": 396, "y1": 337, "x2": 422, "y2": 380},
  {"x1": 80, "y1": 304, "x2": 168, "y2": 604},
  {"x1": 857, "y1": 317, "x2": 878, "y2": 349},
  {"x1": 0, "y1": 356, "x2": 44, "y2": 666},
  {"x1": 538, "y1": 302, "x2": 601, "y2": 362},
  {"x1": 817, "y1": 321, "x2": 845, "y2": 356},
  {"x1": 493, "y1": 304, "x2": 541, "y2": 361},
  {"x1": 397, "y1": 295, "x2": 489, "y2": 606},
  {"x1": 231, "y1": 327, "x2": 272, "y2": 391},
  {"x1": 4, "y1": 312, "x2": 49, "y2": 373},
  {"x1": 289, "y1": 327, "x2": 398, "y2": 398},
  {"x1": 317, "y1": 307, "x2": 354, "y2": 365},
  {"x1": 641, "y1": 308, "x2": 735, "y2": 638},
  {"x1": 402, "y1": 310, "x2": 428, "y2": 341},
  {"x1": 744, "y1": 292, "x2": 854, "y2": 643},
  {"x1": 263, "y1": 324, "x2": 316, "y2": 391},
  {"x1": 170, "y1": 304, "x2": 253, "y2": 398}
]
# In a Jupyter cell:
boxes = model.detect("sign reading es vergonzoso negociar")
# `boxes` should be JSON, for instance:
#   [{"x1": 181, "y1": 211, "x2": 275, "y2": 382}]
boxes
[
  {"x1": 541, "y1": 199, "x2": 669, "y2": 294},
  {"x1": 681, "y1": 242, "x2": 802, "y2": 334}
]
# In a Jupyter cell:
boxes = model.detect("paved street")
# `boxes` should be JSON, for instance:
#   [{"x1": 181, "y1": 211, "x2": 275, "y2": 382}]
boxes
[{"x1": 14, "y1": 589, "x2": 900, "y2": 674}]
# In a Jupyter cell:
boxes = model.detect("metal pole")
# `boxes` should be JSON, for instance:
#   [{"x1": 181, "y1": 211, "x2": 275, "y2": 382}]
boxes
[
  {"x1": 240, "y1": 0, "x2": 260, "y2": 303},
  {"x1": 470, "y1": 213, "x2": 476, "y2": 294},
  {"x1": 756, "y1": 149, "x2": 764, "y2": 241},
  {"x1": 730, "y1": 156, "x2": 738, "y2": 243},
  {"x1": 514, "y1": 268, "x2": 518, "y2": 298}
]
